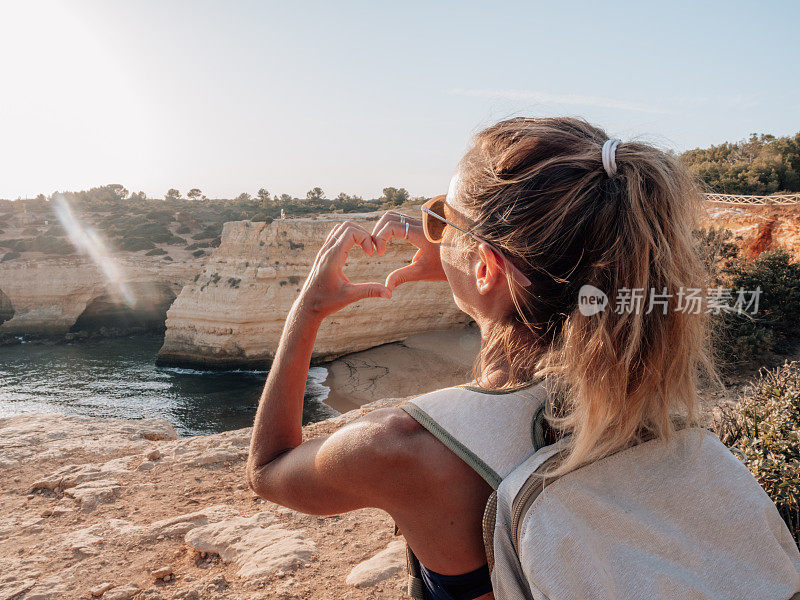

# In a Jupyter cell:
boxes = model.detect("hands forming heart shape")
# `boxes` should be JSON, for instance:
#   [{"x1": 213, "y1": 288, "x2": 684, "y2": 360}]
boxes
[{"x1": 296, "y1": 210, "x2": 448, "y2": 320}]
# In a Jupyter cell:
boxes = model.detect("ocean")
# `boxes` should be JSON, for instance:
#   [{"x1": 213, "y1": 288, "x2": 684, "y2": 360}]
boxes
[{"x1": 0, "y1": 335, "x2": 338, "y2": 436}]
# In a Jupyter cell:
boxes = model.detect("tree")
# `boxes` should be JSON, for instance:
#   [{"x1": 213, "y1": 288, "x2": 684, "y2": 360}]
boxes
[
  {"x1": 108, "y1": 184, "x2": 129, "y2": 201},
  {"x1": 187, "y1": 188, "x2": 203, "y2": 200},
  {"x1": 306, "y1": 187, "x2": 325, "y2": 201},
  {"x1": 279, "y1": 194, "x2": 293, "y2": 204},
  {"x1": 129, "y1": 191, "x2": 147, "y2": 202},
  {"x1": 383, "y1": 187, "x2": 410, "y2": 206},
  {"x1": 680, "y1": 131, "x2": 800, "y2": 194},
  {"x1": 165, "y1": 189, "x2": 181, "y2": 201},
  {"x1": 236, "y1": 192, "x2": 252, "y2": 203},
  {"x1": 257, "y1": 188, "x2": 272, "y2": 209}
]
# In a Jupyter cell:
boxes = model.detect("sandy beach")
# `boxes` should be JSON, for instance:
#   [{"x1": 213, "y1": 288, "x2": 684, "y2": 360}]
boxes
[{"x1": 321, "y1": 322, "x2": 482, "y2": 413}]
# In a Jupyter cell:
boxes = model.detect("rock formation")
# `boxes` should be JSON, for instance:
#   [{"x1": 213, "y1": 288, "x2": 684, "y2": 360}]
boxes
[
  {"x1": 0, "y1": 255, "x2": 197, "y2": 338},
  {"x1": 700, "y1": 203, "x2": 800, "y2": 259},
  {"x1": 157, "y1": 213, "x2": 472, "y2": 369}
]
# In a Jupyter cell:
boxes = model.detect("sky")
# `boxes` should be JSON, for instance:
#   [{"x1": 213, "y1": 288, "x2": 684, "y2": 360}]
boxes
[{"x1": 1, "y1": 0, "x2": 798, "y2": 200}]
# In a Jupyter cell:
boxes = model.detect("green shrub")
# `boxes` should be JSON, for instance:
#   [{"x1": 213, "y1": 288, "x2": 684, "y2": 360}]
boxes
[
  {"x1": 250, "y1": 213, "x2": 273, "y2": 223},
  {"x1": 191, "y1": 249, "x2": 206, "y2": 258},
  {"x1": 145, "y1": 248, "x2": 167, "y2": 256},
  {"x1": 129, "y1": 222, "x2": 173, "y2": 243},
  {"x1": 693, "y1": 226, "x2": 740, "y2": 280},
  {"x1": 1, "y1": 251, "x2": 20, "y2": 262},
  {"x1": 707, "y1": 244, "x2": 800, "y2": 366},
  {"x1": 145, "y1": 209, "x2": 174, "y2": 223},
  {"x1": 0, "y1": 238, "x2": 23, "y2": 250},
  {"x1": 723, "y1": 248, "x2": 800, "y2": 356},
  {"x1": 119, "y1": 237, "x2": 155, "y2": 252},
  {"x1": 176, "y1": 225, "x2": 191, "y2": 234},
  {"x1": 185, "y1": 241, "x2": 213, "y2": 251},
  {"x1": 715, "y1": 360, "x2": 800, "y2": 546},
  {"x1": 193, "y1": 223, "x2": 223, "y2": 240},
  {"x1": 15, "y1": 236, "x2": 74, "y2": 255}
]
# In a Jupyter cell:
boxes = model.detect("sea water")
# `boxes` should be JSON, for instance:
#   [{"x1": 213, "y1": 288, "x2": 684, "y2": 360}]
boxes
[{"x1": 0, "y1": 335, "x2": 338, "y2": 436}]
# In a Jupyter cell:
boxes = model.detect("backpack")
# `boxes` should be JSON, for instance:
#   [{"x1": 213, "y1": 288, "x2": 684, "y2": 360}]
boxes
[{"x1": 397, "y1": 377, "x2": 800, "y2": 600}]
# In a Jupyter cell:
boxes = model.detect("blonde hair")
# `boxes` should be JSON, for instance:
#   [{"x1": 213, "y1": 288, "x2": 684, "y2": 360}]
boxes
[{"x1": 454, "y1": 116, "x2": 721, "y2": 476}]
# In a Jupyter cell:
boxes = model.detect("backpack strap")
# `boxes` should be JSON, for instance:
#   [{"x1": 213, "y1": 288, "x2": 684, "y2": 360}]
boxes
[
  {"x1": 405, "y1": 543, "x2": 427, "y2": 599},
  {"x1": 395, "y1": 378, "x2": 556, "y2": 592},
  {"x1": 399, "y1": 378, "x2": 552, "y2": 488},
  {"x1": 401, "y1": 400, "x2": 503, "y2": 488}
]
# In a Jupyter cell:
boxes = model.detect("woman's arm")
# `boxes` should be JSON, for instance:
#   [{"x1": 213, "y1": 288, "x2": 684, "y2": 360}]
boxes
[
  {"x1": 245, "y1": 220, "x2": 397, "y2": 512},
  {"x1": 245, "y1": 214, "x2": 442, "y2": 515},
  {"x1": 246, "y1": 297, "x2": 323, "y2": 472},
  {"x1": 245, "y1": 290, "x2": 418, "y2": 515}
]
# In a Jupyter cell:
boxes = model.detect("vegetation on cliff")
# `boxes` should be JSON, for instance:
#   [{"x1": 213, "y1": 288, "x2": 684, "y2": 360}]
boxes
[
  {"x1": 696, "y1": 224, "x2": 800, "y2": 367},
  {"x1": 680, "y1": 132, "x2": 800, "y2": 195},
  {"x1": 0, "y1": 185, "x2": 423, "y2": 262},
  {"x1": 715, "y1": 360, "x2": 800, "y2": 546}
]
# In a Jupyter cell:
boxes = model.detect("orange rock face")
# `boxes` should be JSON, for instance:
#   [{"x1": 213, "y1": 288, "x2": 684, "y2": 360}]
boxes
[{"x1": 700, "y1": 203, "x2": 800, "y2": 260}]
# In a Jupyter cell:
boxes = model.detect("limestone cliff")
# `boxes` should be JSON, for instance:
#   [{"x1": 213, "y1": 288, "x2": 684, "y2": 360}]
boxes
[
  {"x1": 0, "y1": 255, "x2": 198, "y2": 337},
  {"x1": 157, "y1": 213, "x2": 472, "y2": 369}
]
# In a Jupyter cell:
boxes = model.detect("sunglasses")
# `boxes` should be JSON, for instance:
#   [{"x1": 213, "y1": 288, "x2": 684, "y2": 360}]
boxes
[{"x1": 421, "y1": 195, "x2": 532, "y2": 287}]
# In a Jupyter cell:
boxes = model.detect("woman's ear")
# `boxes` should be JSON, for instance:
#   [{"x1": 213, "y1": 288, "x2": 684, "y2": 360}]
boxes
[{"x1": 475, "y1": 242, "x2": 504, "y2": 294}]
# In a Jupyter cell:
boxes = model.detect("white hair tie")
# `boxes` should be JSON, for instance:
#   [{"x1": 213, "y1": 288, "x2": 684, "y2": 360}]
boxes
[{"x1": 601, "y1": 138, "x2": 621, "y2": 177}]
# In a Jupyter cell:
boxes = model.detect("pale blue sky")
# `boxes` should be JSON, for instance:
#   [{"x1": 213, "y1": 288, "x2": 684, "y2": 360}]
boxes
[{"x1": 1, "y1": 0, "x2": 797, "y2": 200}]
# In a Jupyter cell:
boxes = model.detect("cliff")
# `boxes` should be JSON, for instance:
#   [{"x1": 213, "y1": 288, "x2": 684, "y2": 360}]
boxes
[
  {"x1": 700, "y1": 203, "x2": 800, "y2": 258},
  {"x1": 0, "y1": 255, "x2": 198, "y2": 338},
  {"x1": 157, "y1": 213, "x2": 472, "y2": 369}
]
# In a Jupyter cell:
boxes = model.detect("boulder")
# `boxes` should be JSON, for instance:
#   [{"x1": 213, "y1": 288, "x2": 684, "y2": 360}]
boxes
[
  {"x1": 185, "y1": 512, "x2": 315, "y2": 581},
  {"x1": 345, "y1": 540, "x2": 407, "y2": 587}
]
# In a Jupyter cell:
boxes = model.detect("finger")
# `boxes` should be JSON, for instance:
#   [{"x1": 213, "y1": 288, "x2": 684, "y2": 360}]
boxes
[
  {"x1": 370, "y1": 212, "x2": 421, "y2": 248},
  {"x1": 344, "y1": 222, "x2": 378, "y2": 254},
  {"x1": 369, "y1": 210, "x2": 403, "y2": 237},
  {"x1": 373, "y1": 220, "x2": 423, "y2": 255},
  {"x1": 346, "y1": 281, "x2": 392, "y2": 301},
  {"x1": 330, "y1": 222, "x2": 377, "y2": 266},
  {"x1": 320, "y1": 224, "x2": 340, "y2": 251},
  {"x1": 312, "y1": 224, "x2": 344, "y2": 267},
  {"x1": 385, "y1": 262, "x2": 426, "y2": 291}
]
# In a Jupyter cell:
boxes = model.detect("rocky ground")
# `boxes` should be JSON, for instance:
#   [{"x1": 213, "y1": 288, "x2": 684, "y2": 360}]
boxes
[
  {"x1": 0, "y1": 399, "x2": 411, "y2": 600},
  {"x1": 0, "y1": 366, "x2": 765, "y2": 600}
]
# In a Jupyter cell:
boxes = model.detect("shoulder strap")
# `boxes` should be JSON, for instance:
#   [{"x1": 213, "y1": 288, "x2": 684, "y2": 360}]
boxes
[
  {"x1": 401, "y1": 400, "x2": 502, "y2": 488},
  {"x1": 397, "y1": 378, "x2": 557, "y2": 592},
  {"x1": 400, "y1": 378, "x2": 552, "y2": 489},
  {"x1": 405, "y1": 543, "x2": 427, "y2": 600}
]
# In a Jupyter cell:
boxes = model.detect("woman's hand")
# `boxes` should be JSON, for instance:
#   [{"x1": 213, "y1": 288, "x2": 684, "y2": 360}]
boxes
[
  {"x1": 371, "y1": 211, "x2": 447, "y2": 291},
  {"x1": 297, "y1": 221, "x2": 392, "y2": 320}
]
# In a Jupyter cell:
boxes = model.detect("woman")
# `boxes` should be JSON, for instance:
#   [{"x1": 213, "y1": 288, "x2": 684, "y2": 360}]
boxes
[{"x1": 245, "y1": 117, "x2": 791, "y2": 599}]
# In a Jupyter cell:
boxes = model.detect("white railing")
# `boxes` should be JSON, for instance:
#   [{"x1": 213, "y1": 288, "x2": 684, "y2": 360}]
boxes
[{"x1": 704, "y1": 193, "x2": 800, "y2": 205}]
